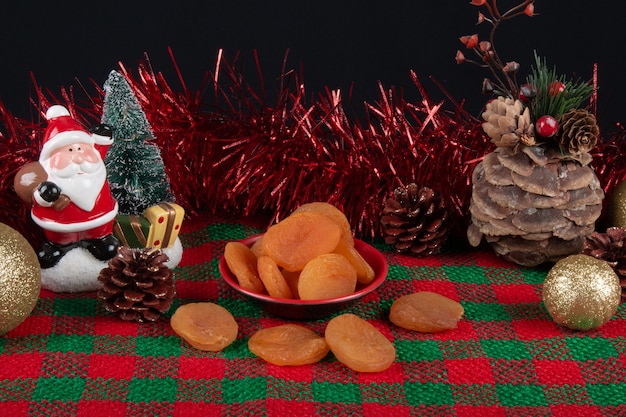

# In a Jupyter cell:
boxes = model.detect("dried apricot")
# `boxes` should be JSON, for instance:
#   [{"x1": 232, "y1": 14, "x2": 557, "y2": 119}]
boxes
[
  {"x1": 281, "y1": 269, "x2": 301, "y2": 299},
  {"x1": 249, "y1": 236, "x2": 266, "y2": 258},
  {"x1": 262, "y1": 211, "x2": 342, "y2": 272},
  {"x1": 293, "y1": 202, "x2": 354, "y2": 246},
  {"x1": 257, "y1": 255, "x2": 293, "y2": 299},
  {"x1": 389, "y1": 291, "x2": 464, "y2": 332},
  {"x1": 170, "y1": 302, "x2": 239, "y2": 351},
  {"x1": 324, "y1": 313, "x2": 395, "y2": 372},
  {"x1": 333, "y1": 238, "x2": 375, "y2": 284},
  {"x1": 298, "y1": 254, "x2": 357, "y2": 300},
  {"x1": 224, "y1": 241, "x2": 265, "y2": 293},
  {"x1": 248, "y1": 324, "x2": 330, "y2": 366}
]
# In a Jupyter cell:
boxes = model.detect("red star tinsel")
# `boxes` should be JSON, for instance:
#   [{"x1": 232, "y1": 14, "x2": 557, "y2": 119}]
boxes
[{"x1": 1, "y1": 49, "x2": 623, "y2": 246}]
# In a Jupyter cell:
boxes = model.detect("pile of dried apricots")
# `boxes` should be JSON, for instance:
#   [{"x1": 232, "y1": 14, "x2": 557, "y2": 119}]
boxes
[
  {"x1": 224, "y1": 202, "x2": 375, "y2": 299},
  {"x1": 170, "y1": 202, "x2": 464, "y2": 373}
]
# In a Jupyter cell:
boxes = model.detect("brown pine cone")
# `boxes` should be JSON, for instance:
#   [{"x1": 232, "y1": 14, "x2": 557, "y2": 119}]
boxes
[
  {"x1": 482, "y1": 96, "x2": 536, "y2": 150},
  {"x1": 582, "y1": 227, "x2": 626, "y2": 300},
  {"x1": 98, "y1": 247, "x2": 175, "y2": 322},
  {"x1": 381, "y1": 184, "x2": 450, "y2": 256},
  {"x1": 557, "y1": 109, "x2": 599, "y2": 156}
]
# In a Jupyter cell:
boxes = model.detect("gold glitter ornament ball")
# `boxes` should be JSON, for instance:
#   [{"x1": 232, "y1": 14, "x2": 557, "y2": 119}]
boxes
[
  {"x1": 608, "y1": 179, "x2": 626, "y2": 228},
  {"x1": 0, "y1": 223, "x2": 41, "y2": 335},
  {"x1": 543, "y1": 254, "x2": 621, "y2": 331}
]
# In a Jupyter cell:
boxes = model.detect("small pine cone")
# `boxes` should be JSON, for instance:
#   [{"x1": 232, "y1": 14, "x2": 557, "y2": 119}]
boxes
[
  {"x1": 558, "y1": 109, "x2": 599, "y2": 156},
  {"x1": 381, "y1": 184, "x2": 450, "y2": 256},
  {"x1": 582, "y1": 227, "x2": 626, "y2": 300},
  {"x1": 482, "y1": 96, "x2": 536, "y2": 149},
  {"x1": 98, "y1": 247, "x2": 175, "y2": 322}
]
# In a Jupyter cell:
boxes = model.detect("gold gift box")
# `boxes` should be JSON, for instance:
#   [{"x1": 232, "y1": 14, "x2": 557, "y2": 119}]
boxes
[{"x1": 143, "y1": 203, "x2": 185, "y2": 249}]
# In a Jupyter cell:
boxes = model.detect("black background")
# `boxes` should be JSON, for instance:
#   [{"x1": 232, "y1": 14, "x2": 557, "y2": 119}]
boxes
[{"x1": 1, "y1": 1, "x2": 623, "y2": 131}]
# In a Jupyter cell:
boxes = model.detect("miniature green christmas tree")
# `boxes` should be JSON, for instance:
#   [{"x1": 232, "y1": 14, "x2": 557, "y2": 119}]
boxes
[{"x1": 102, "y1": 70, "x2": 173, "y2": 215}]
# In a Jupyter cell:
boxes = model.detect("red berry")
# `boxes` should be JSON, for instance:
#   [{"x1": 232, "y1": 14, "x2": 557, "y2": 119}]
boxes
[
  {"x1": 519, "y1": 83, "x2": 537, "y2": 102},
  {"x1": 548, "y1": 81, "x2": 566, "y2": 96},
  {"x1": 536, "y1": 115, "x2": 558, "y2": 137}
]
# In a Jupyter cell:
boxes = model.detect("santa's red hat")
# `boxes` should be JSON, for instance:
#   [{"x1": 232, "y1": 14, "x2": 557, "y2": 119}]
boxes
[{"x1": 39, "y1": 105, "x2": 94, "y2": 162}]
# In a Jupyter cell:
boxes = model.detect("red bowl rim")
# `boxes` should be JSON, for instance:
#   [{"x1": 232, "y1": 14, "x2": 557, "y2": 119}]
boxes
[{"x1": 219, "y1": 234, "x2": 388, "y2": 306}]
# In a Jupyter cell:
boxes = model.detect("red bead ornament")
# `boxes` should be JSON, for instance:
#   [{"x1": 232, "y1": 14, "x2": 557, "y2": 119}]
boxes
[
  {"x1": 536, "y1": 115, "x2": 558, "y2": 137},
  {"x1": 519, "y1": 83, "x2": 537, "y2": 103},
  {"x1": 548, "y1": 81, "x2": 566, "y2": 96}
]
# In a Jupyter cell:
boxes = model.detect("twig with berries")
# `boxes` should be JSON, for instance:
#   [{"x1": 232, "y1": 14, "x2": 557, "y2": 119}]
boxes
[{"x1": 456, "y1": 0, "x2": 535, "y2": 99}]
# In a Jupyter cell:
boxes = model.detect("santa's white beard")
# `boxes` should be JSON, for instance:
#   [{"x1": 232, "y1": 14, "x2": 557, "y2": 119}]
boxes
[{"x1": 46, "y1": 161, "x2": 107, "y2": 212}]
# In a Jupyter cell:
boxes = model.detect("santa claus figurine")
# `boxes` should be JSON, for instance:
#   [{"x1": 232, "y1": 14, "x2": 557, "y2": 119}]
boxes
[{"x1": 14, "y1": 105, "x2": 120, "y2": 268}]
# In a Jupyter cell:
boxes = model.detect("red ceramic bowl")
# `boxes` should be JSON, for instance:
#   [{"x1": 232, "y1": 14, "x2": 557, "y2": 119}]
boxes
[{"x1": 219, "y1": 235, "x2": 388, "y2": 320}]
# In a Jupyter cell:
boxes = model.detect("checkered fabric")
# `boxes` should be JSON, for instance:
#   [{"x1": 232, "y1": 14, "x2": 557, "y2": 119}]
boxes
[{"x1": 2, "y1": 214, "x2": 626, "y2": 417}]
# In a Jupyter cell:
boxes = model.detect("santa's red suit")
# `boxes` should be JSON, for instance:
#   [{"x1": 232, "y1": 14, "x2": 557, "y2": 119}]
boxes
[
  {"x1": 32, "y1": 187, "x2": 118, "y2": 245},
  {"x1": 30, "y1": 105, "x2": 118, "y2": 245}
]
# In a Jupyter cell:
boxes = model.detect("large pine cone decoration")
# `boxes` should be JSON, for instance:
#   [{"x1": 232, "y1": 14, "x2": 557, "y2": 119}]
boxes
[
  {"x1": 469, "y1": 97, "x2": 604, "y2": 267},
  {"x1": 381, "y1": 184, "x2": 451, "y2": 256},
  {"x1": 467, "y1": 146, "x2": 604, "y2": 266},
  {"x1": 98, "y1": 247, "x2": 175, "y2": 322}
]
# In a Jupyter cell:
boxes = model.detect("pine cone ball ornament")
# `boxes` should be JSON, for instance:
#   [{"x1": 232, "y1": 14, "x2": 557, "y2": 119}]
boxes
[
  {"x1": 381, "y1": 184, "x2": 451, "y2": 256},
  {"x1": 583, "y1": 227, "x2": 626, "y2": 300},
  {"x1": 98, "y1": 247, "x2": 175, "y2": 322},
  {"x1": 558, "y1": 109, "x2": 599, "y2": 157}
]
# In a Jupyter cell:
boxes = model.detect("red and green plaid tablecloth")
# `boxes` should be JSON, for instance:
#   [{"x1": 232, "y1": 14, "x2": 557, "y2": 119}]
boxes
[{"x1": 2, "y1": 214, "x2": 626, "y2": 417}]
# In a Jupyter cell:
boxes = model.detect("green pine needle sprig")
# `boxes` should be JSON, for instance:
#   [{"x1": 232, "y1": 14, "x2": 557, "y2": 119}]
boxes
[{"x1": 526, "y1": 52, "x2": 594, "y2": 122}]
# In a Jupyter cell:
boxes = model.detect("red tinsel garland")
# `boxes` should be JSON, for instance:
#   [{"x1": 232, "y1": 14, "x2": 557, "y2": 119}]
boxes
[
  {"x1": 1, "y1": 50, "x2": 624, "y2": 247},
  {"x1": 119, "y1": 51, "x2": 490, "y2": 238},
  {"x1": 0, "y1": 101, "x2": 43, "y2": 244}
]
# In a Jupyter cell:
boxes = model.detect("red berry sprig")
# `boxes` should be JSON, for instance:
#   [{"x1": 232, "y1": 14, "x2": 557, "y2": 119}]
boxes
[
  {"x1": 548, "y1": 81, "x2": 566, "y2": 96},
  {"x1": 519, "y1": 83, "x2": 537, "y2": 103},
  {"x1": 535, "y1": 115, "x2": 558, "y2": 138}
]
